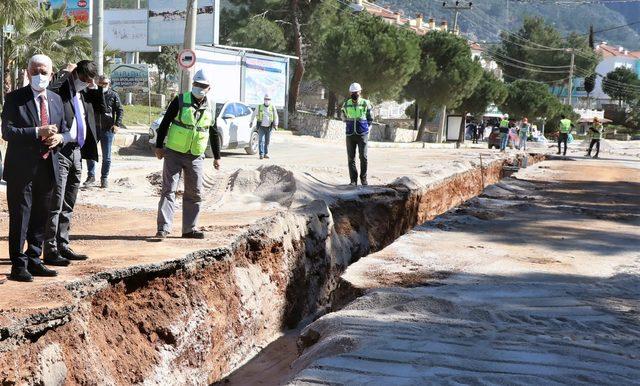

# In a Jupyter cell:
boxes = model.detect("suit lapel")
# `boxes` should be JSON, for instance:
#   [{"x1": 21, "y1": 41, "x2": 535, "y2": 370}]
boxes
[{"x1": 25, "y1": 90, "x2": 39, "y2": 125}]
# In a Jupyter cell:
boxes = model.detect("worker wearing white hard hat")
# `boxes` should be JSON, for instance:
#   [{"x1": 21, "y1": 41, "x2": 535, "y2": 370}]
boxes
[
  {"x1": 250, "y1": 93, "x2": 279, "y2": 159},
  {"x1": 341, "y1": 82, "x2": 373, "y2": 187},
  {"x1": 153, "y1": 68, "x2": 221, "y2": 240}
]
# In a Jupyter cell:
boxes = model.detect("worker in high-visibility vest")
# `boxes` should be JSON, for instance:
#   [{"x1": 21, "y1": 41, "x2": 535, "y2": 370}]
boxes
[
  {"x1": 557, "y1": 114, "x2": 574, "y2": 156},
  {"x1": 341, "y1": 82, "x2": 373, "y2": 186},
  {"x1": 250, "y1": 94, "x2": 279, "y2": 159},
  {"x1": 499, "y1": 115, "x2": 510, "y2": 152},
  {"x1": 153, "y1": 69, "x2": 221, "y2": 240},
  {"x1": 586, "y1": 117, "x2": 604, "y2": 159}
]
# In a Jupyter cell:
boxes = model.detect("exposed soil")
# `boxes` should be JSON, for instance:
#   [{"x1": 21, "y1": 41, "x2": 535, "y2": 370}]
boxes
[{"x1": 0, "y1": 152, "x2": 538, "y2": 384}]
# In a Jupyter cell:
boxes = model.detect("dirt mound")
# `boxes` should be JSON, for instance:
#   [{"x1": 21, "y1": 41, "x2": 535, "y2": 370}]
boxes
[{"x1": 217, "y1": 165, "x2": 297, "y2": 211}]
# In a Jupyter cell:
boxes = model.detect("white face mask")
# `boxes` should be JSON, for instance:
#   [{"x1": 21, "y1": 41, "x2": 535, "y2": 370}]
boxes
[
  {"x1": 30, "y1": 74, "x2": 50, "y2": 92},
  {"x1": 192, "y1": 86, "x2": 207, "y2": 99},
  {"x1": 264, "y1": 100, "x2": 271, "y2": 106},
  {"x1": 102, "y1": 87, "x2": 109, "y2": 93},
  {"x1": 74, "y1": 78, "x2": 88, "y2": 92}
]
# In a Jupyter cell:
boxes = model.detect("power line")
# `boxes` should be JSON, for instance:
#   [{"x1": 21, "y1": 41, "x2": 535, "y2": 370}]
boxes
[{"x1": 489, "y1": 49, "x2": 572, "y2": 68}]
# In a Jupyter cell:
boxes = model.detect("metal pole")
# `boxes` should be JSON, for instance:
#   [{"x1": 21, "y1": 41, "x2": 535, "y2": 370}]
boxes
[
  {"x1": 453, "y1": 10, "x2": 460, "y2": 31},
  {"x1": 180, "y1": 0, "x2": 198, "y2": 93},
  {"x1": 134, "y1": 0, "x2": 141, "y2": 64},
  {"x1": 568, "y1": 49, "x2": 575, "y2": 106},
  {"x1": 92, "y1": 0, "x2": 104, "y2": 74}
]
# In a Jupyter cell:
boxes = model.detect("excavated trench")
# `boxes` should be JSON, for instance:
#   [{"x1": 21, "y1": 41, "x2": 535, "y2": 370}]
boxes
[{"x1": 0, "y1": 154, "x2": 545, "y2": 385}]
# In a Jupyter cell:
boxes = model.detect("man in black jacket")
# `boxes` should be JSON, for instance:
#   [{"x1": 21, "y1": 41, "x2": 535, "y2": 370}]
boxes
[
  {"x1": 1, "y1": 54, "x2": 67, "y2": 281},
  {"x1": 43, "y1": 60, "x2": 104, "y2": 265},
  {"x1": 86, "y1": 75, "x2": 123, "y2": 188}
]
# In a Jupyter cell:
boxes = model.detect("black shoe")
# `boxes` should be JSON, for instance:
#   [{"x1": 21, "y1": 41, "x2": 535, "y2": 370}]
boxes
[
  {"x1": 349, "y1": 182, "x2": 357, "y2": 187},
  {"x1": 101, "y1": 178, "x2": 108, "y2": 189},
  {"x1": 264, "y1": 155, "x2": 270, "y2": 159},
  {"x1": 84, "y1": 176, "x2": 96, "y2": 187},
  {"x1": 59, "y1": 247, "x2": 89, "y2": 261},
  {"x1": 43, "y1": 254, "x2": 71, "y2": 267},
  {"x1": 361, "y1": 180, "x2": 368, "y2": 186},
  {"x1": 27, "y1": 263, "x2": 58, "y2": 277},
  {"x1": 9, "y1": 267, "x2": 33, "y2": 282},
  {"x1": 182, "y1": 231, "x2": 205, "y2": 239},
  {"x1": 259, "y1": 155, "x2": 264, "y2": 159},
  {"x1": 155, "y1": 230, "x2": 168, "y2": 239},
  {"x1": 593, "y1": 154, "x2": 599, "y2": 159},
  {"x1": 585, "y1": 153, "x2": 591, "y2": 158},
  {"x1": 556, "y1": 151, "x2": 561, "y2": 155}
]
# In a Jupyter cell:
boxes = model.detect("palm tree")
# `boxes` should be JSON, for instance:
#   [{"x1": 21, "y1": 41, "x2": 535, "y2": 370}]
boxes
[{"x1": 4, "y1": 7, "x2": 92, "y2": 91}]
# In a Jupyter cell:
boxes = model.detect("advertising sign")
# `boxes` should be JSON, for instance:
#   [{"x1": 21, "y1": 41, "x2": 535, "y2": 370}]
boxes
[
  {"x1": 41, "y1": 0, "x2": 91, "y2": 24},
  {"x1": 147, "y1": 0, "x2": 219, "y2": 46},
  {"x1": 194, "y1": 48, "x2": 242, "y2": 103},
  {"x1": 104, "y1": 9, "x2": 160, "y2": 53},
  {"x1": 110, "y1": 64, "x2": 149, "y2": 91},
  {"x1": 243, "y1": 55, "x2": 288, "y2": 108}
]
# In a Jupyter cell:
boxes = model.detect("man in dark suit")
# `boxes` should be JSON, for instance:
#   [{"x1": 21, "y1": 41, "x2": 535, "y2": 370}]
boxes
[
  {"x1": 43, "y1": 60, "x2": 104, "y2": 264},
  {"x1": 1, "y1": 54, "x2": 67, "y2": 282}
]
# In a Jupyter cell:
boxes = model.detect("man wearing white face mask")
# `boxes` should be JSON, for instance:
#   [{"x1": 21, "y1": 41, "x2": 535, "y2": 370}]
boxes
[
  {"x1": 153, "y1": 69, "x2": 221, "y2": 240},
  {"x1": 44, "y1": 60, "x2": 104, "y2": 264},
  {"x1": 1, "y1": 54, "x2": 67, "y2": 281},
  {"x1": 250, "y1": 94, "x2": 279, "y2": 159}
]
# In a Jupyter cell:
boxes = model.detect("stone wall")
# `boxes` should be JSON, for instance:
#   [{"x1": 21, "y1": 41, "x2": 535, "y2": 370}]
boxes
[{"x1": 289, "y1": 111, "x2": 428, "y2": 143}]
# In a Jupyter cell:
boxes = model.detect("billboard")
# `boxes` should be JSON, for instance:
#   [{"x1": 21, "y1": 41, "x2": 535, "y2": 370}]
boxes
[
  {"x1": 105, "y1": 9, "x2": 160, "y2": 53},
  {"x1": 40, "y1": 0, "x2": 91, "y2": 24},
  {"x1": 243, "y1": 55, "x2": 288, "y2": 108},
  {"x1": 194, "y1": 48, "x2": 242, "y2": 103},
  {"x1": 147, "y1": 0, "x2": 219, "y2": 46},
  {"x1": 110, "y1": 64, "x2": 149, "y2": 91}
]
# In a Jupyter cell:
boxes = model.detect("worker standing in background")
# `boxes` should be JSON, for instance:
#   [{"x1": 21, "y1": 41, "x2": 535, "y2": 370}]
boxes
[
  {"x1": 499, "y1": 114, "x2": 510, "y2": 152},
  {"x1": 342, "y1": 82, "x2": 373, "y2": 187},
  {"x1": 86, "y1": 76, "x2": 123, "y2": 188},
  {"x1": 586, "y1": 117, "x2": 604, "y2": 159},
  {"x1": 557, "y1": 114, "x2": 574, "y2": 156},
  {"x1": 250, "y1": 94, "x2": 278, "y2": 160},
  {"x1": 153, "y1": 69, "x2": 221, "y2": 240},
  {"x1": 518, "y1": 117, "x2": 530, "y2": 151}
]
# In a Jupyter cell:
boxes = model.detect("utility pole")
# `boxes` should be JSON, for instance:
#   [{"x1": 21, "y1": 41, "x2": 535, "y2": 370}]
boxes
[
  {"x1": 92, "y1": 0, "x2": 104, "y2": 74},
  {"x1": 442, "y1": 1, "x2": 473, "y2": 32},
  {"x1": 134, "y1": 0, "x2": 141, "y2": 64},
  {"x1": 567, "y1": 48, "x2": 575, "y2": 106},
  {"x1": 180, "y1": 0, "x2": 198, "y2": 93}
]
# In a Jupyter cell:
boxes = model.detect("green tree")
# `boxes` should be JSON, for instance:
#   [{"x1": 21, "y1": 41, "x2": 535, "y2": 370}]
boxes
[
  {"x1": 314, "y1": 13, "x2": 420, "y2": 116},
  {"x1": 456, "y1": 71, "x2": 508, "y2": 144},
  {"x1": 403, "y1": 31, "x2": 483, "y2": 141},
  {"x1": 228, "y1": 17, "x2": 287, "y2": 53},
  {"x1": 500, "y1": 79, "x2": 559, "y2": 120},
  {"x1": 584, "y1": 73, "x2": 596, "y2": 107},
  {"x1": 602, "y1": 67, "x2": 640, "y2": 106},
  {"x1": 140, "y1": 46, "x2": 179, "y2": 95},
  {"x1": 496, "y1": 17, "x2": 598, "y2": 84}
]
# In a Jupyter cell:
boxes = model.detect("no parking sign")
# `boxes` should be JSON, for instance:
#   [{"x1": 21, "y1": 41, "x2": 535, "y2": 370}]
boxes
[{"x1": 178, "y1": 49, "x2": 196, "y2": 70}]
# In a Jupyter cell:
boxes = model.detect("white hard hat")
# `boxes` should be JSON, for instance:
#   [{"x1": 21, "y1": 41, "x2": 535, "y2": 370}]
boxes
[
  {"x1": 264, "y1": 94, "x2": 271, "y2": 100},
  {"x1": 193, "y1": 69, "x2": 212, "y2": 86},
  {"x1": 349, "y1": 82, "x2": 362, "y2": 93}
]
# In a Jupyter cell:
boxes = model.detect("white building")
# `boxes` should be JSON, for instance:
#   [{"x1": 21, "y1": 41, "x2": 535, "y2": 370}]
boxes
[{"x1": 591, "y1": 43, "x2": 640, "y2": 107}]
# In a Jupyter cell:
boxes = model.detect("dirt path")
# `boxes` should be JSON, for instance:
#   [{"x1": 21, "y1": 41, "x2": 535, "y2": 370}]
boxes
[{"x1": 288, "y1": 157, "x2": 640, "y2": 385}]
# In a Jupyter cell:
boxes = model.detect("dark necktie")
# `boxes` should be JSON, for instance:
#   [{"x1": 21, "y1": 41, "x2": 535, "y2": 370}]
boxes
[{"x1": 39, "y1": 95, "x2": 50, "y2": 159}]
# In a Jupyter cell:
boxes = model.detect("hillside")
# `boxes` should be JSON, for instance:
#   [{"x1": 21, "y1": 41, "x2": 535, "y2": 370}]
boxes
[{"x1": 377, "y1": 0, "x2": 640, "y2": 50}]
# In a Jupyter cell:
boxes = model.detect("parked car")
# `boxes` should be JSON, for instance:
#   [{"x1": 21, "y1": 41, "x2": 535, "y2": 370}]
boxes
[
  {"x1": 149, "y1": 101, "x2": 259, "y2": 157},
  {"x1": 487, "y1": 127, "x2": 516, "y2": 149}
]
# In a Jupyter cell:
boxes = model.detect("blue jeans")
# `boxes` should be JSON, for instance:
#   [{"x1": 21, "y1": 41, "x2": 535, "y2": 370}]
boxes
[
  {"x1": 519, "y1": 133, "x2": 528, "y2": 150},
  {"x1": 258, "y1": 126, "x2": 272, "y2": 156},
  {"x1": 87, "y1": 130, "x2": 115, "y2": 179},
  {"x1": 499, "y1": 132, "x2": 509, "y2": 151}
]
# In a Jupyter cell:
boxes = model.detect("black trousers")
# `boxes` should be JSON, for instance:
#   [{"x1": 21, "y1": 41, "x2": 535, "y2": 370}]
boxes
[
  {"x1": 7, "y1": 158, "x2": 55, "y2": 269},
  {"x1": 346, "y1": 134, "x2": 368, "y2": 183},
  {"x1": 588, "y1": 139, "x2": 600, "y2": 156},
  {"x1": 44, "y1": 146, "x2": 82, "y2": 255},
  {"x1": 557, "y1": 133, "x2": 568, "y2": 155}
]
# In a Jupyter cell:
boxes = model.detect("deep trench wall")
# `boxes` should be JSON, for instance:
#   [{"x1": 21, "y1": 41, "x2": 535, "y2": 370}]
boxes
[{"x1": 0, "y1": 155, "x2": 541, "y2": 385}]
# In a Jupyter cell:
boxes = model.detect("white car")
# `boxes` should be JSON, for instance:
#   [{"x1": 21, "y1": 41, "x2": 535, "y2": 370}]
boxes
[{"x1": 149, "y1": 101, "x2": 259, "y2": 157}]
